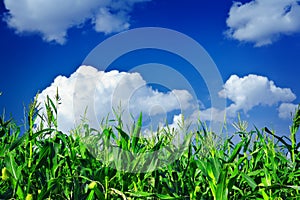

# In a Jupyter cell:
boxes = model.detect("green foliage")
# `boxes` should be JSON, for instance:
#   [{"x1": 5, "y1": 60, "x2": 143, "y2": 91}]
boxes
[{"x1": 0, "y1": 95, "x2": 300, "y2": 199}]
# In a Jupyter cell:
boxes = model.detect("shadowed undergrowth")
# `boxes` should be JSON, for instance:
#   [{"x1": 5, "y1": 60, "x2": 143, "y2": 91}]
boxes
[{"x1": 0, "y1": 95, "x2": 300, "y2": 199}]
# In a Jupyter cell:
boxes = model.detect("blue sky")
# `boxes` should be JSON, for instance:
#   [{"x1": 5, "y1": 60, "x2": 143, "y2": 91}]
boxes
[{"x1": 0, "y1": 0, "x2": 300, "y2": 137}]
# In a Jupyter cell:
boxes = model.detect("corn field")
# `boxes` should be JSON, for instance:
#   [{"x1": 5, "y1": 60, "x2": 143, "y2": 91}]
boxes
[{"x1": 1, "y1": 95, "x2": 300, "y2": 199}]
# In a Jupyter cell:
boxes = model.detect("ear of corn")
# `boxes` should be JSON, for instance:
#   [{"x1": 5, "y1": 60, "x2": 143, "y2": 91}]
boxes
[
  {"x1": 25, "y1": 194, "x2": 33, "y2": 200},
  {"x1": 1, "y1": 167, "x2": 10, "y2": 181},
  {"x1": 88, "y1": 181, "x2": 97, "y2": 190}
]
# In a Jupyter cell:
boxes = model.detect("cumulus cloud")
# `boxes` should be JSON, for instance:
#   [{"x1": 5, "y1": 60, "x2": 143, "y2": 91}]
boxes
[
  {"x1": 144, "y1": 73, "x2": 297, "y2": 131},
  {"x1": 3, "y1": 0, "x2": 151, "y2": 44},
  {"x1": 226, "y1": 0, "x2": 300, "y2": 46},
  {"x1": 37, "y1": 65, "x2": 196, "y2": 133},
  {"x1": 219, "y1": 74, "x2": 296, "y2": 117},
  {"x1": 278, "y1": 103, "x2": 298, "y2": 119},
  {"x1": 36, "y1": 67, "x2": 297, "y2": 135}
]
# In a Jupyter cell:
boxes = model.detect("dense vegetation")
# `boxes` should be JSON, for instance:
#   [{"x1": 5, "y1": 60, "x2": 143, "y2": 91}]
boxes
[{"x1": 1, "y1": 94, "x2": 300, "y2": 199}]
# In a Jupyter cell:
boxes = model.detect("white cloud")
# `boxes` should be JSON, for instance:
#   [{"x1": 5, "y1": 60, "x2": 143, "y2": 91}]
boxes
[
  {"x1": 36, "y1": 68, "x2": 298, "y2": 135},
  {"x1": 3, "y1": 0, "x2": 151, "y2": 44},
  {"x1": 147, "y1": 73, "x2": 297, "y2": 132},
  {"x1": 94, "y1": 8, "x2": 130, "y2": 34},
  {"x1": 219, "y1": 74, "x2": 296, "y2": 117},
  {"x1": 226, "y1": 0, "x2": 300, "y2": 46},
  {"x1": 37, "y1": 65, "x2": 196, "y2": 133},
  {"x1": 198, "y1": 108, "x2": 226, "y2": 123},
  {"x1": 278, "y1": 103, "x2": 298, "y2": 119}
]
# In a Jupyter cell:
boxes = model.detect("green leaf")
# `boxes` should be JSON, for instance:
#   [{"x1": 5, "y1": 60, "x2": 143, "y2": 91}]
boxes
[
  {"x1": 127, "y1": 191, "x2": 178, "y2": 199},
  {"x1": 291, "y1": 104, "x2": 300, "y2": 133},
  {"x1": 227, "y1": 141, "x2": 243, "y2": 163},
  {"x1": 156, "y1": 193, "x2": 180, "y2": 199},
  {"x1": 241, "y1": 172, "x2": 257, "y2": 190},
  {"x1": 115, "y1": 127, "x2": 130, "y2": 151},
  {"x1": 210, "y1": 157, "x2": 221, "y2": 183},
  {"x1": 131, "y1": 112, "x2": 142, "y2": 153},
  {"x1": 47, "y1": 95, "x2": 57, "y2": 115},
  {"x1": 215, "y1": 170, "x2": 228, "y2": 200},
  {"x1": 94, "y1": 187, "x2": 105, "y2": 200},
  {"x1": 86, "y1": 190, "x2": 95, "y2": 200},
  {"x1": 37, "y1": 178, "x2": 58, "y2": 200},
  {"x1": 4, "y1": 154, "x2": 24, "y2": 199},
  {"x1": 29, "y1": 128, "x2": 55, "y2": 140},
  {"x1": 9, "y1": 132, "x2": 27, "y2": 151}
]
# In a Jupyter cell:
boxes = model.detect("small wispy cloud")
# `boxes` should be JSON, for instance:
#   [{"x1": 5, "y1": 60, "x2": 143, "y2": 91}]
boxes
[{"x1": 278, "y1": 103, "x2": 298, "y2": 119}]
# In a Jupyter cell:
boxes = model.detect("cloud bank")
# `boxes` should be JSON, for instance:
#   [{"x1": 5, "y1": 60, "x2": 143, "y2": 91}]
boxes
[
  {"x1": 3, "y1": 0, "x2": 151, "y2": 44},
  {"x1": 37, "y1": 66, "x2": 297, "y2": 134},
  {"x1": 226, "y1": 0, "x2": 300, "y2": 46},
  {"x1": 37, "y1": 65, "x2": 196, "y2": 133}
]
